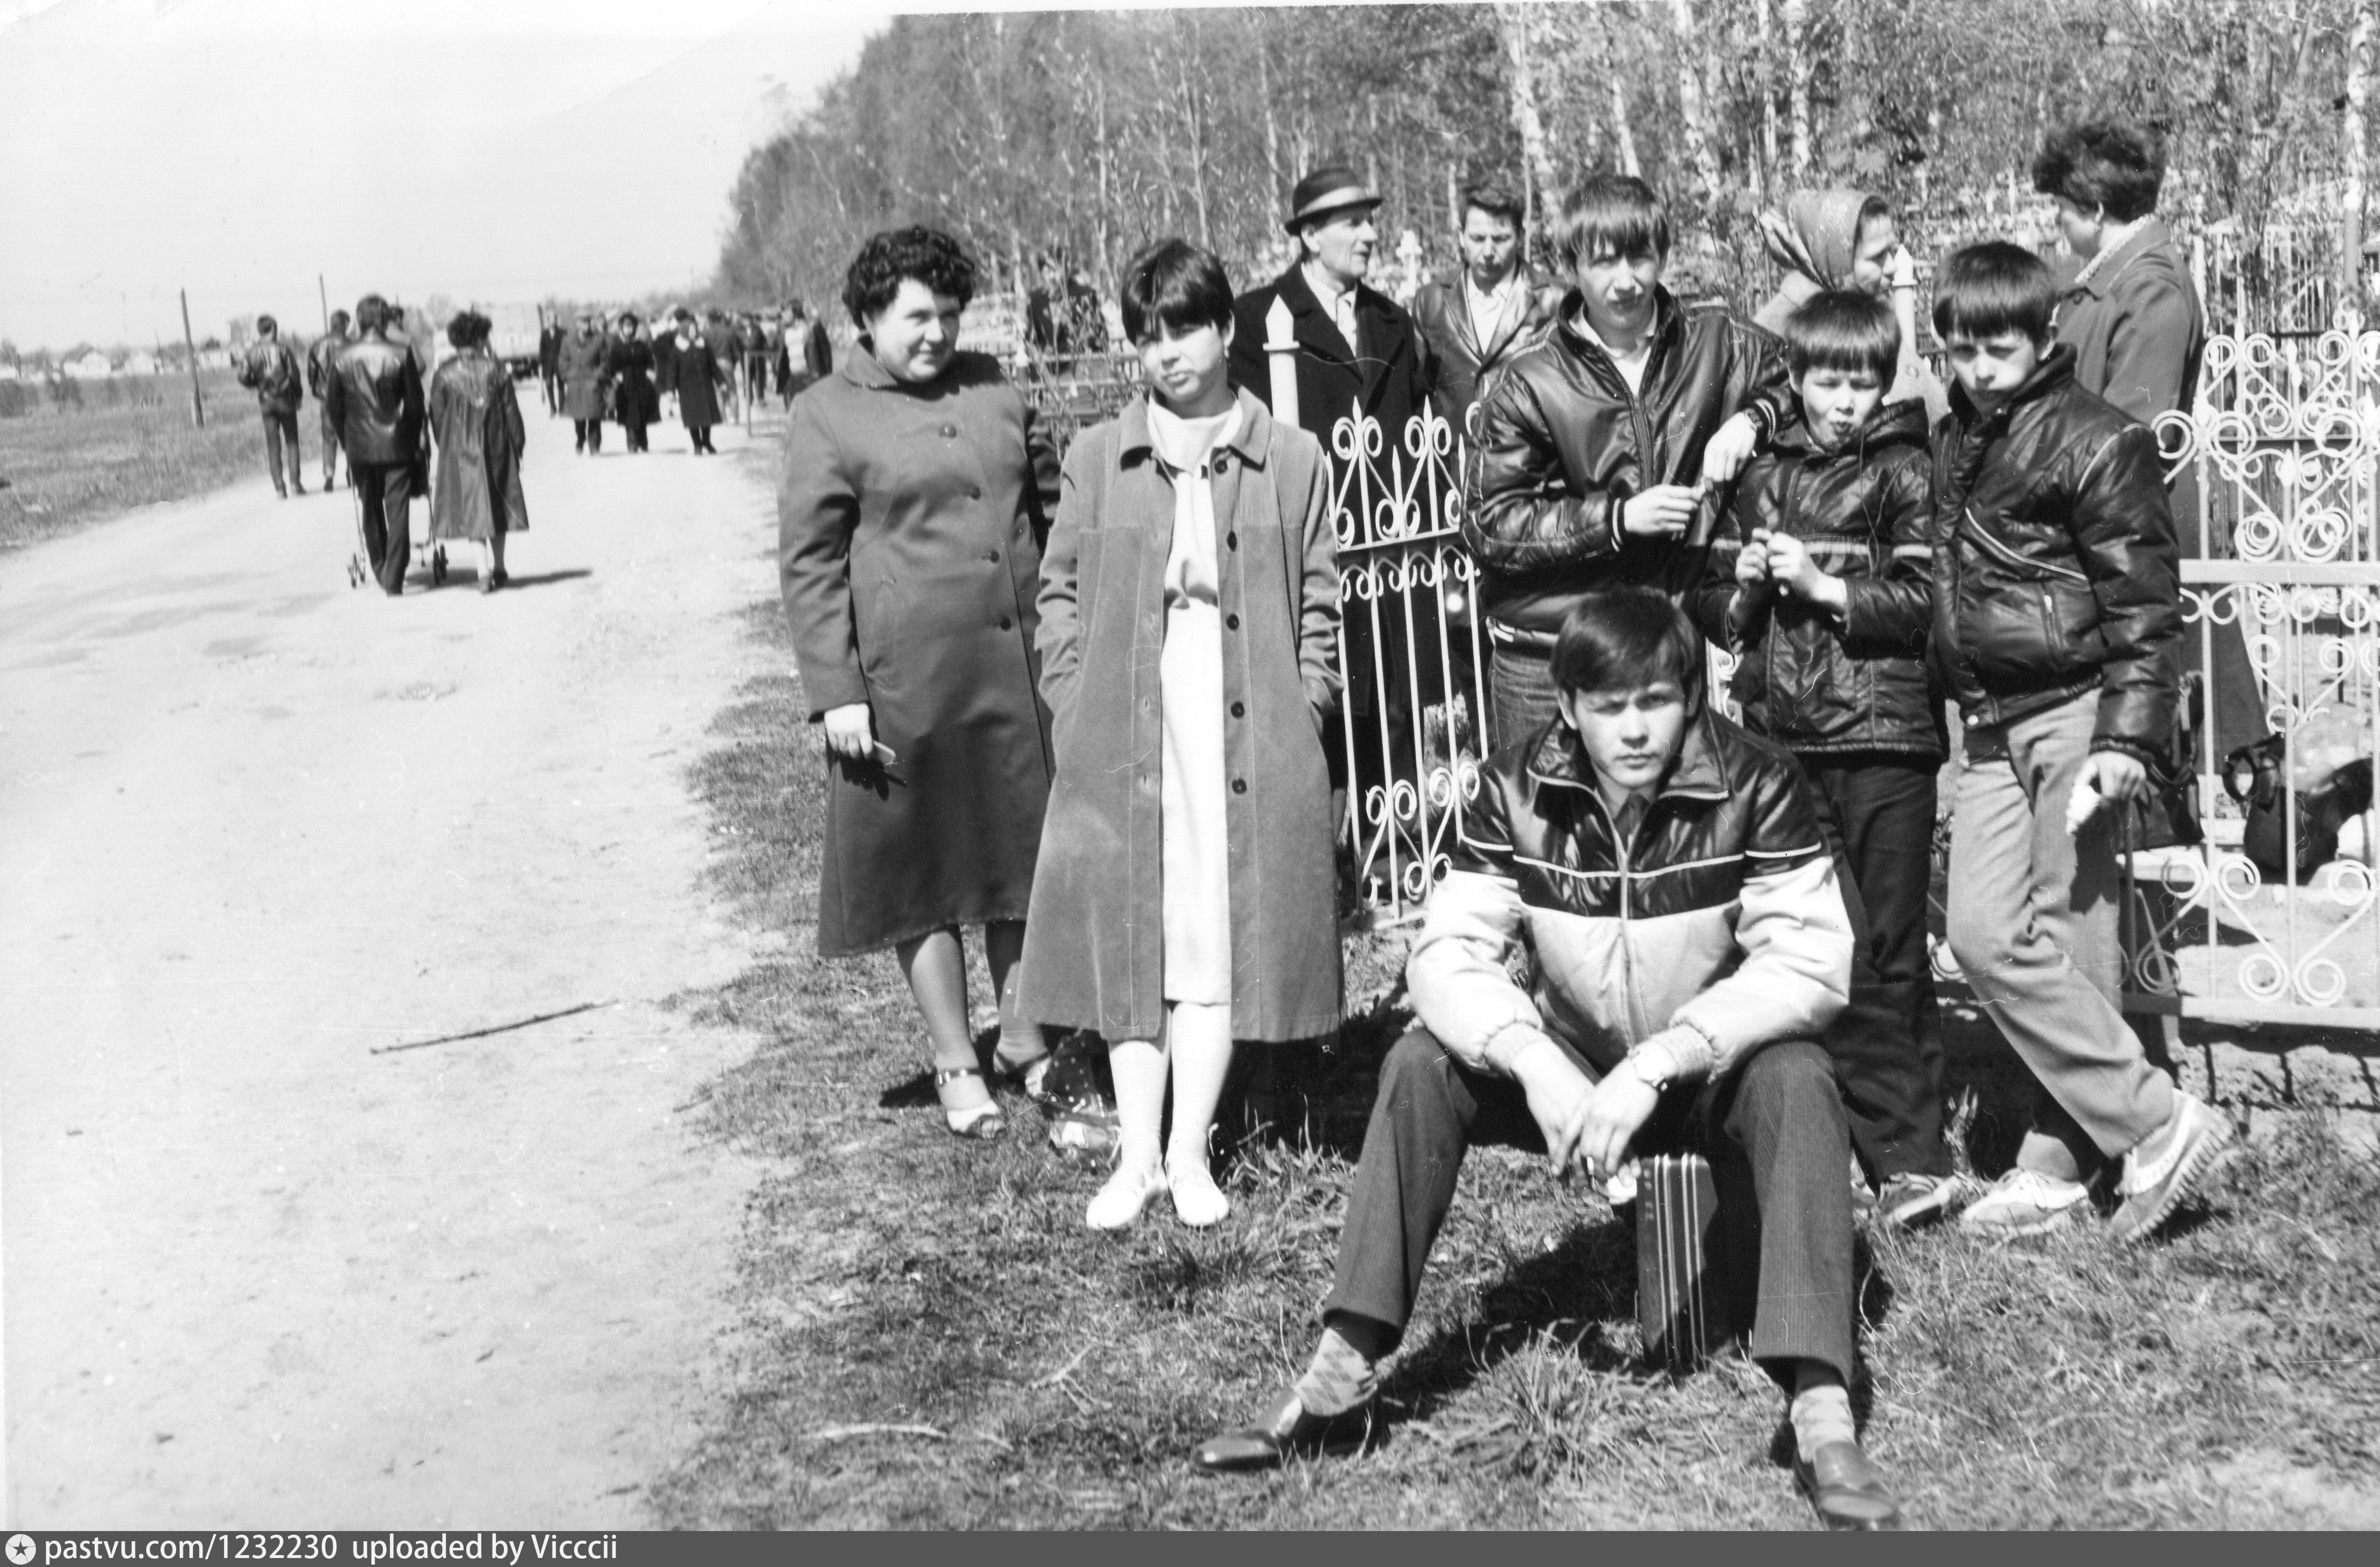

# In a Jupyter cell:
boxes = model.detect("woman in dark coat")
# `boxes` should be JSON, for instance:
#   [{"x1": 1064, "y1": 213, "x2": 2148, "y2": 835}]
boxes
[
  {"x1": 1019, "y1": 241, "x2": 1343, "y2": 1229},
  {"x1": 428, "y1": 310, "x2": 530, "y2": 592},
  {"x1": 778, "y1": 226, "x2": 1058, "y2": 1140},
  {"x1": 606, "y1": 312, "x2": 659, "y2": 453},
  {"x1": 673, "y1": 310, "x2": 728, "y2": 453}
]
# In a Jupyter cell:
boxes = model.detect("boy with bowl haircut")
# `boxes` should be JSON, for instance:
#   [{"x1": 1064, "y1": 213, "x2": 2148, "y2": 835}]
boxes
[
  {"x1": 1689, "y1": 289, "x2": 1954, "y2": 1229},
  {"x1": 1928, "y1": 243, "x2": 2228, "y2": 1242},
  {"x1": 1463, "y1": 174, "x2": 1793, "y2": 749},
  {"x1": 1191, "y1": 586, "x2": 1906, "y2": 1532}
]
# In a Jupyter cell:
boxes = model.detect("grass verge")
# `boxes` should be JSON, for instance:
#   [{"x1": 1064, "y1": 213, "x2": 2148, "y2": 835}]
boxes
[
  {"x1": 652, "y1": 526, "x2": 2380, "y2": 1528},
  {"x1": 0, "y1": 371, "x2": 318, "y2": 549}
]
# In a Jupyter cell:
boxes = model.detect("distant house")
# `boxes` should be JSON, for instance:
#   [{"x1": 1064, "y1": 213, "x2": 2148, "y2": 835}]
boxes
[
  {"x1": 126, "y1": 351, "x2": 158, "y2": 376},
  {"x1": 64, "y1": 350, "x2": 114, "y2": 379},
  {"x1": 197, "y1": 348, "x2": 232, "y2": 371},
  {"x1": 0, "y1": 363, "x2": 19, "y2": 382}
]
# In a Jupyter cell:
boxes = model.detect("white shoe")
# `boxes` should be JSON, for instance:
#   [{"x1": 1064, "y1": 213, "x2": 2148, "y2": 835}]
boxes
[
  {"x1": 1087, "y1": 1163, "x2": 1165, "y2": 1231},
  {"x1": 1957, "y1": 1167, "x2": 2092, "y2": 1236},
  {"x1": 1167, "y1": 1159, "x2": 1231, "y2": 1227}
]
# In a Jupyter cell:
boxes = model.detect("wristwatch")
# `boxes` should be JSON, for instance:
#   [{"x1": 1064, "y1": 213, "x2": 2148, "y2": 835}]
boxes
[{"x1": 1621, "y1": 1043, "x2": 1675, "y2": 1094}]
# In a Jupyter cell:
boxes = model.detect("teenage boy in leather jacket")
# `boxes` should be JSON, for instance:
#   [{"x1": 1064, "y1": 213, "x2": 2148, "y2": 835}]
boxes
[
  {"x1": 1191, "y1": 587, "x2": 1905, "y2": 1532},
  {"x1": 1928, "y1": 243, "x2": 2228, "y2": 1242},
  {"x1": 1689, "y1": 289, "x2": 1954, "y2": 1231},
  {"x1": 1463, "y1": 174, "x2": 1792, "y2": 749}
]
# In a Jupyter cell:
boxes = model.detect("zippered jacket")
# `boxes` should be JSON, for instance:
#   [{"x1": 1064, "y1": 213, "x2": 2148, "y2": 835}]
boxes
[
  {"x1": 1407, "y1": 710, "x2": 1852, "y2": 1085},
  {"x1": 322, "y1": 333, "x2": 424, "y2": 465},
  {"x1": 237, "y1": 337, "x2": 304, "y2": 416},
  {"x1": 1687, "y1": 400, "x2": 1941, "y2": 759},
  {"x1": 1929, "y1": 345, "x2": 2180, "y2": 761},
  {"x1": 1461, "y1": 286, "x2": 1792, "y2": 636}
]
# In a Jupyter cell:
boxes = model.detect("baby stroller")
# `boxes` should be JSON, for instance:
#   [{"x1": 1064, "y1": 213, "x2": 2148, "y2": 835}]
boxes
[{"x1": 346, "y1": 453, "x2": 446, "y2": 589}]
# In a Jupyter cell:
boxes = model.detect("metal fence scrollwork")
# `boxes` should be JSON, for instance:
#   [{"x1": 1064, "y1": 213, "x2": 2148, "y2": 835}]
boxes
[{"x1": 2125, "y1": 324, "x2": 2380, "y2": 1027}]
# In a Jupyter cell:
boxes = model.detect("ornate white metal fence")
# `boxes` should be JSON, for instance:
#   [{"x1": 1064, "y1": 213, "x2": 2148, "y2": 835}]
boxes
[{"x1": 2124, "y1": 325, "x2": 2380, "y2": 1027}]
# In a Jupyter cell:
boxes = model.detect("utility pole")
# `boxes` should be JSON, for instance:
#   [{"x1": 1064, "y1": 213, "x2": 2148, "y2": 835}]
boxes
[
  {"x1": 179, "y1": 288, "x2": 204, "y2": 428},
  {"x1": 318, "y1": 273, "x2": 331, "y2": 338}
]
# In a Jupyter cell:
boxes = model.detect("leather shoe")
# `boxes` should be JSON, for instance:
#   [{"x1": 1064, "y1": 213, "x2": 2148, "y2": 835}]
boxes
[
  {"x1": 1192, "y1": 1389, "x2": 1373, "y2": 1474},
  {"x1": 1793, "y1": 1439, "x2": 1904, "y2": 1530}
]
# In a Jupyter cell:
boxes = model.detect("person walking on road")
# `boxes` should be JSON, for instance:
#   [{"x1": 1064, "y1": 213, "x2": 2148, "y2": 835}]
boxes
[
  {"x1": 608, "y1": 311, "x2": 659, "y2": 454},
  {"x1": 428, "y1": 310, "x2": 530, "y2": 595},
  {"x1": 306, "y1": 310, "x2": 352, "y2": 492},
  {"x1": 537, "y1": 313, "x2": 566, "y2": 417},
  {"x1": 324, "y1": 293, "x2": 427, "y2": 595},
  {"x1": 237, "y1": 314, "x2": 308, "y2": 499},
  {"x1": 672, "y1": 310, "x2": 729, "y2": 455},
  {"x1": 561, "y1": 313, "x2": 611, "y2": 454}
]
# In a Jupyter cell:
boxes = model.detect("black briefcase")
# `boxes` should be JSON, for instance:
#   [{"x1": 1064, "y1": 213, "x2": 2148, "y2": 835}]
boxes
[{"x1": 1635, "y1": 1152, "x2": 1739, "y2": 1375}]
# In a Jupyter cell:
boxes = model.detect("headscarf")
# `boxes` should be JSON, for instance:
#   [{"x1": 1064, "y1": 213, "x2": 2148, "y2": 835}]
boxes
[{"x1": 1751, "y1": 189, "x2": 1876, "y2": 335}]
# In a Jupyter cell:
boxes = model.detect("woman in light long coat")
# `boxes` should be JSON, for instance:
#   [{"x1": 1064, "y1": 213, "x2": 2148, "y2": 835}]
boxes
[
  {"x1": 778, "y1": 226, "x2": 1058, "y2": 1141},
  {"x1": 1018, "y1": 240, "x2": 1343, "y2": 1230},
  {"x1": 428, "y1": 310, "x2": 528, "y2": 592}
]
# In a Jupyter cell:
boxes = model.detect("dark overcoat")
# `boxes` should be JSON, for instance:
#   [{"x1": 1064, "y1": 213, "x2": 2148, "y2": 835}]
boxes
[
  {"x1": 608, "y1": 338, "x2": 659, "y2": 429},
  {"x1": 675, "y1": 333, "x2": 726, "y2": 429},
  {"x1": 428, "y1": 352, "x2": 530, "y2": 543},
  {"x1": 778, "y1": 348, "x2": 1059, "y2": 956},
  {"x1": 1016, "y1": 389, "x2": 1345, "y2": 1043},
  {"x1": 559, "y1": 331, "x2": 610, "y2": 421},
  {"x1": 1227, "y1": 262, "x2": 1437, "y2": 453}
]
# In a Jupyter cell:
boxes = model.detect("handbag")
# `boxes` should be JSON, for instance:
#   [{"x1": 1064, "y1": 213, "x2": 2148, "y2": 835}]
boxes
[{"x1": 2223, "y1": 734, "x2": 2374, "y2": 884}]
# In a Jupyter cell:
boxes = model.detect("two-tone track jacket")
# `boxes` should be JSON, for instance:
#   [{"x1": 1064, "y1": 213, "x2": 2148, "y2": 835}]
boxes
[{"x1": 1407, "y1": 709, "x2": 1853, "y2": 1084}]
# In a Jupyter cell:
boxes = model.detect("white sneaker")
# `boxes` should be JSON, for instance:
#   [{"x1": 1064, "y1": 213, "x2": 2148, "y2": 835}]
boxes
[
  {"x1": 1957, "y1": 1167, "x2": 2092, "y2": 1236},
  {"x1": 1167, "y1": 1159, "x2": 1231, "y2": 1227}
]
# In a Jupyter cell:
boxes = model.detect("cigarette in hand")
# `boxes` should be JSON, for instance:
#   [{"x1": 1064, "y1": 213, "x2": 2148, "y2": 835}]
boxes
[{"x1": 2064, "y1": 772, "x2": 2104, "y2": 836}]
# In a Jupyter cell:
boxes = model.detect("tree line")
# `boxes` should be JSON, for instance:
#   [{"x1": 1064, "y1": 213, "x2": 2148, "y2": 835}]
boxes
[{"x1": 714, "y1": 1, "x2": 2376, "y2": 316}]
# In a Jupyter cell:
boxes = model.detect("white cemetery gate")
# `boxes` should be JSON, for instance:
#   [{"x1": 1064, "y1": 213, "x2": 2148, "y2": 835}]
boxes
[{"x1": 2124, "y1": 324, "x2": 2380, "y2": 1026}]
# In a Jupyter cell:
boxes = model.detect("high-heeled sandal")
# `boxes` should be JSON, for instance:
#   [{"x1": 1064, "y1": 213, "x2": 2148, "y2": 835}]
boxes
[{"x1": 932, "y1": 1066, "x2": 1005, "y2": 1141}]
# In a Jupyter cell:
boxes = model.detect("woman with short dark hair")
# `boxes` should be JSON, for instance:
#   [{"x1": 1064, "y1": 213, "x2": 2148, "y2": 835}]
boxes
[
  {"x1": 606, "y1": 311, "x2": 659, "y2": 453},
  {"x1": 428, "y1": 310, "x2": 529, "y2": 594},
  {"x1": 1019, "y1": 239, "x2": 1343, "y2": 1227},
  {"x1": 778, "y1": 225, "x2": 1058, "y2": 1140}
]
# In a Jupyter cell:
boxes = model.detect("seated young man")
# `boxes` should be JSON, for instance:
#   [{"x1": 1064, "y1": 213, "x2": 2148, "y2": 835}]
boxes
[{"x1": 1192, "y1": 586, "x2": 1903, "y2": 1531}]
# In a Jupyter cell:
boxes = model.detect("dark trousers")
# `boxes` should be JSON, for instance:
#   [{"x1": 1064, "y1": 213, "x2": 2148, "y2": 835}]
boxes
[
  {"x1": 1801, "y1": 755, "x2": 1951, "y2": 1181},
  {"x1": 621, "y1": 420, "x2": 649, "y2": 453},
  {"x1": 1488, "y1": 640, "x2": 1560, "y2": 751},
  {"x1": 261, "y1": 410, "x2": 303, "y2": 495},
  {"x1": 1322, "y1": 1026, "x2": 1858, "y2": 1386},
  {"x1": 575, "y1": 419, "x2": 603, "y2": 453},
  {"x1": 541, "y1": 370, "x2": 561, "y2": 416},
  {"x1": 351, "y1": 461, "x2": 412, "y2": 595},
  {"x1": 318, "y1": 410, "x2": 341, "y2": 486}
]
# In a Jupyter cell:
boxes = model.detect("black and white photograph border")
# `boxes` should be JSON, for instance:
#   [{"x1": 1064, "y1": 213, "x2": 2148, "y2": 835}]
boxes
[{"x1": 1, "y1": 0, "x2": 2377, "y2": 1535}]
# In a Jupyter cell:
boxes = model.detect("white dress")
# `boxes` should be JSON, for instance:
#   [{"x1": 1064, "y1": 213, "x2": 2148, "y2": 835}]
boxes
[{"x1": 1148, "y1": 401, "x2": 1242, "y2": 1006}]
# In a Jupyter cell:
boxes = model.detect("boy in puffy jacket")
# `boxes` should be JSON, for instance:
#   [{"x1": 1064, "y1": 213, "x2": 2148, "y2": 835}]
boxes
[
  {"x1": 1929, "y1": 243, "x2": 2228, "y2": 1243},
  {"x1": 1689, "y1": 290, "x2": 1952, "y2": 1230},
  {"x1": 1192, "y1": 587, "x2": 1906, "y2": 1531}
]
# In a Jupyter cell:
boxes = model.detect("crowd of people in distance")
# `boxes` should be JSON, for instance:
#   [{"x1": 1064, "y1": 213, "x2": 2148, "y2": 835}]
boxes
[
  {"x1": 536, "y1": 303, "x2": 832, "y2": 456},
  {"x1": 774, "y1": 115, "x2": 2240, "y2": 1530}
]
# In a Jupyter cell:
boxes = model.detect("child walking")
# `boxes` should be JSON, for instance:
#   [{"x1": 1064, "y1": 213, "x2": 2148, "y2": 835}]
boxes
[
  {"x1": 1017, "y1": 240, "x2": 1345, "y2": 1230},
  {"x1": 1928, "y1": 243, "x2": 2228, "y2": 1241},
  {"x1": 1689, "y1": 290, "x2": 1953, "y2": 1229}
]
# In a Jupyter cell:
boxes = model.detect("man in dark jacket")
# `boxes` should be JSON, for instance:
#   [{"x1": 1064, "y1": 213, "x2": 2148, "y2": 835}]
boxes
[
  {"x1": 1464, "y1": 174, "x2": 1792, "y2": 749},
  {"x1": 324, "y1": 294, "x2": 426, "y2": 595},
  {"x1": 536, "y1": 316, "x2": 565, "y2": 416},
  {"x1": 2034, "y1": 117, "x2": 2264, "y2": 761},
  {"x1": 237, "y1": 314, "x2": 307, "y2": 499},
  {"x1": 1228, "y1": 165, "x2": 1436, "y2": 459},
  {"x1": 1928, "y1": 243, "x2": 2227, "y2": 1244},
  {"x1": 305, "y1": 310, "x2": 351, "y2": 492},
  {"x1": 1409, "y1": 179, "x2": 1564, "y2": 429}
]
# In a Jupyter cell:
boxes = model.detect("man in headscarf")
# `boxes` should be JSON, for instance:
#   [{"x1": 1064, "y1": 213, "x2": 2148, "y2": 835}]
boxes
[{"x1": 1754, "y1": 191, "x2": 1944, "y2": 422}]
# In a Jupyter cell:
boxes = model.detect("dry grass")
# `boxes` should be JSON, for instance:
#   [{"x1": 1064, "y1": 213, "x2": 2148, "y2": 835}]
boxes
[
  {"x1": 649, "y1": 568, "x2": 2380, "y2": 1530},
  {"x1": 0, "y1": 370, "x2": 311, "y2": 549}
]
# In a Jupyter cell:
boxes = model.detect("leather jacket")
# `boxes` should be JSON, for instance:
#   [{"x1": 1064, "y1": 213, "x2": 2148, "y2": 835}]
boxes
[
  {"x1": 305, "y1": 333, "x2": 347, "y2": 400},
  {"x1": 237, "y1": 337, "x2": 304, "y2": 416},
  {"x1": 1688, "y1": 400, "x2": 1942, "y2": 760},
  {"x1": 1463, "y1": 288, "x2": 1792, "y2": 636},
  {"x1": 1409, "y1": 264, "x2": 1564, "y2": 424},
  {"x1": 323, "y1": 332, "x2": 425, "y2": 465},
  {"x1": 1929, "y1": 344, "x2": 2180, "y2": 761}
]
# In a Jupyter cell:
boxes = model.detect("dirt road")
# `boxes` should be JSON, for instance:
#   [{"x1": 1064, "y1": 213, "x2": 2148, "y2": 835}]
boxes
[{"x1": 1, "y1": 404, "x2": 783, "y2": 1525}]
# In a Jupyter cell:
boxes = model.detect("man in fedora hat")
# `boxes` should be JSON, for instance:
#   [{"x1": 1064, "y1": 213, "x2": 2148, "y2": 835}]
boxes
[{"x1": 1228, "y1": 164, "x2": 1437, "y2": 450}]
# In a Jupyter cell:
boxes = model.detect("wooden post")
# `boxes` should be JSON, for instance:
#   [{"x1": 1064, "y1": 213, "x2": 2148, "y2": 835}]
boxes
[
  {"x1": 179, "y1": 288, "x2": 204, "y2": 428},
  {"x1": 318, "y1": 273, "x2": 330, "y2": 338},
  {"x1": 1264, "y1": 295, "x2": 1300, "y2": 430}
]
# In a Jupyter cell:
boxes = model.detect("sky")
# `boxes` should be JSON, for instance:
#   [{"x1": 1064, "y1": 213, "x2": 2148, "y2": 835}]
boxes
[{"x1": 0, "y1": 0, "x2": 895, "y2": 351}]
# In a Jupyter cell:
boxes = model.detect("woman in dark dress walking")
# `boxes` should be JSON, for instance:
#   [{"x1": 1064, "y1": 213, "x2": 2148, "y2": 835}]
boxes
[
  {"x1": 672, "y1": 310, "x2": 729, "y2": 454},
  {"x1": 607, "y1": 311, "x2": 659, "y2": 453},
  {"x1": 778, "y1": 226, "x2": 1058, "y2": 1139}
]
